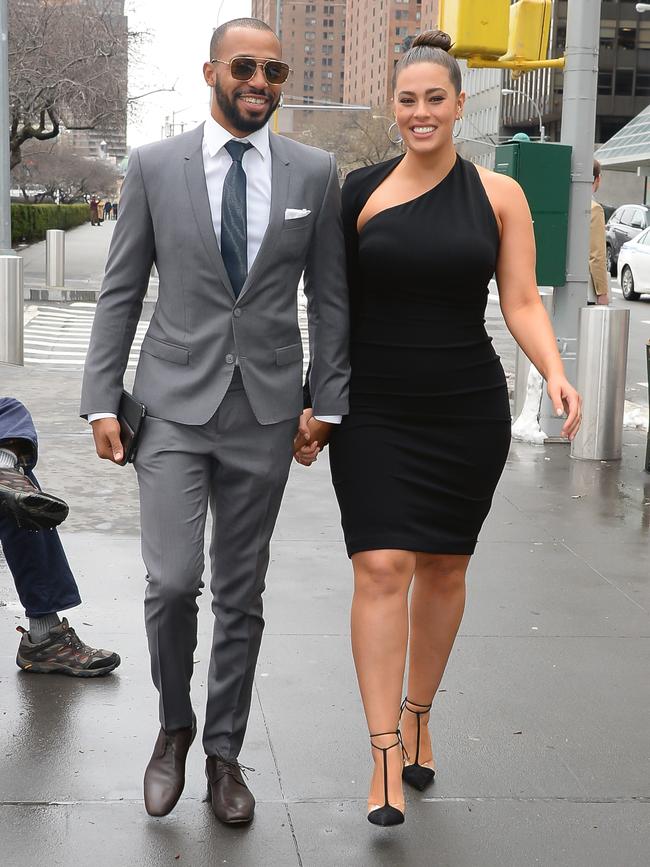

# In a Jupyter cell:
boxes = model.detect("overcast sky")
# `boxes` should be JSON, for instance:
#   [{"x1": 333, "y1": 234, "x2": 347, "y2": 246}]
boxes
[{"x1": 126, "y1": 0, "x2": 252, "y2": 147}]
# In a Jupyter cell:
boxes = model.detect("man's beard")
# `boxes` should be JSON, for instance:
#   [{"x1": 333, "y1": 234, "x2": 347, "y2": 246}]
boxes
[{"x1": 214, "y1": 79, "x2": 280, "y2": 133}]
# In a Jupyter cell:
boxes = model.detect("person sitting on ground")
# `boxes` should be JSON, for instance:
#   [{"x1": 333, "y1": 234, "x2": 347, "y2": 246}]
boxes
[{"x1": 0, "y1": 397, "x2": 120, "y2": 677}]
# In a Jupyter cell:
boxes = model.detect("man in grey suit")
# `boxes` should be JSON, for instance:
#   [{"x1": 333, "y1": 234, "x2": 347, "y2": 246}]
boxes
[{"x1": 81, "y1": 18, "x2": 349, "y2": 824}]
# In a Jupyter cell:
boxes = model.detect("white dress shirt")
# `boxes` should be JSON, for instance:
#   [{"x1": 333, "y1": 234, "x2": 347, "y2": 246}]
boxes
[{"x1": 89, "y1": 115, "x2": 340, "y2": 425}]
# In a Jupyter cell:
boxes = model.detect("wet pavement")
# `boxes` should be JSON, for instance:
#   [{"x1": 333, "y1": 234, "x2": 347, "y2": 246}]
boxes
[{"x1": 1, "y1": 226, "x2": 649, "y2": 866}]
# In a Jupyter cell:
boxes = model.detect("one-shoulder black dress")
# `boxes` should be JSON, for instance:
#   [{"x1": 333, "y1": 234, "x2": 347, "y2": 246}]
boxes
[{"x1": 329, "y1": 155, "x2": 511, "y2": 557}]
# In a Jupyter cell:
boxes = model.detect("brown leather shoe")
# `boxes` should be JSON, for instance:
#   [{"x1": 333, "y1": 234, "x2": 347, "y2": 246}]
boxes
[
  {"x1": 143, "y1": 715, "x2": 196, "y2": 817},
  {"x1": 205, "y1": 755, "x2": 255, "y2": 824}
]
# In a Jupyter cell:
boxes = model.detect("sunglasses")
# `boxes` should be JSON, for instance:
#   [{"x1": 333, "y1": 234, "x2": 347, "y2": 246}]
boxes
[{"x1": 212, "y1": 56, "x2": 291, "y2": 86}]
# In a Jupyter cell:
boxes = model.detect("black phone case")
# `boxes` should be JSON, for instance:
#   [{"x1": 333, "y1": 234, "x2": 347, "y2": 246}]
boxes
[{"x1": 117, "y1": 391, "x2": 147, "y2": 466}]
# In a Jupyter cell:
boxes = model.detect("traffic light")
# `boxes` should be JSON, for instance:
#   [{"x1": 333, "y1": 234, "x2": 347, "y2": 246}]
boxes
[
  {"x1": 439, "y1": 0, "x2": 510, "y2": 60},
  {"x1": 501, "y1": 0, "x2": 552, "y2": 63}
]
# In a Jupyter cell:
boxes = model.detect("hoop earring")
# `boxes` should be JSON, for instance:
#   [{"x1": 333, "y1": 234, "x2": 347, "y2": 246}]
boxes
[
  {"x1": 453, "y1": 116, "x2": 464, "y2": 138},
  {"x1": 388, "y1": 121, "x2": 403, "y2": 145}
]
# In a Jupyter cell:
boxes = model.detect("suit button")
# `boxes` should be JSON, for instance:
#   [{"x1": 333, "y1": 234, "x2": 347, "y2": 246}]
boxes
[
  {"x1": 233, "y1": 308, "x2": 242, "y2": 318},
  {"x1": 225, "y1": 354, "x2": 234, "y2": 364}
]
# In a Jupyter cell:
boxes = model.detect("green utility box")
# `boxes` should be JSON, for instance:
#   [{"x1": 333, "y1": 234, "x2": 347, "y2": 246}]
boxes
[{"x1": 495, "y1": 141, "x2": 572, "y2": 287}]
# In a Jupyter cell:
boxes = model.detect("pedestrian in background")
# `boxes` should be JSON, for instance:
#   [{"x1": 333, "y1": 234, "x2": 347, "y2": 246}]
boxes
[
  {"x1": 89, "y1": 196, "x2": 100, "y2": 227},
  {"x1": 103, "y1": 200, "x2": 113, "y2": 222},
  {"x1": 0, "y1": 398, "x2": 120, "y2": 677},
  {"x1": 588, "y1": 159, "x2": 609, "y2": 306},
  {"x1": 112, "y1": 201, "x2": 118, "y2": 220}
]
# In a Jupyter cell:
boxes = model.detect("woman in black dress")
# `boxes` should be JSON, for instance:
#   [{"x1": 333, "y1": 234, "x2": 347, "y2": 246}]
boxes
[{"x1": 296, "y1": 30, "x2": 581, "y2": 827}]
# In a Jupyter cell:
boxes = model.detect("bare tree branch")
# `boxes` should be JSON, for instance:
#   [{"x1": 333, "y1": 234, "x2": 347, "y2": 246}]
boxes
[{"x1": 8, "y1": 0, "x2": 143, "y2": 168}]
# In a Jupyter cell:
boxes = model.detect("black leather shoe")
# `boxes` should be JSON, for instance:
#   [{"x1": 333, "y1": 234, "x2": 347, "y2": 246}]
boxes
[
  {"x1": 144, "y1": 714, "x2": 196, "y2": 817},
  {"x1": 0, "y1": 467, "x2": 69, "y2": 530},
  {"x1": 205, "y1": 755, "x2": 255, "y2": 824}
]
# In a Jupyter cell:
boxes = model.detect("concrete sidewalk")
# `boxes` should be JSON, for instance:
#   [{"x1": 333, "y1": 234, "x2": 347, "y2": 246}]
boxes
[
  {"x1": 1, "y1": 230, "x2": 649, "y2": 865},
  {"x1": 18, "y1": 221, "x2": 118, "y2": 302}
]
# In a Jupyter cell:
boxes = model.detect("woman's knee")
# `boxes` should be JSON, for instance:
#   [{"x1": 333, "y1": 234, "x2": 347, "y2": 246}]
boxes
[
  {"x1": 415, "y1": 553, "x2": 468, "y2": 592},
  {"x1": 353, "y1": 550, "x2": 415, "y2": 599}
]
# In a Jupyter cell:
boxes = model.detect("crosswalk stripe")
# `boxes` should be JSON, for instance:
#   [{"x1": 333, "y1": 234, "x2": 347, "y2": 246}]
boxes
[{"x1": 24, "y1": 304, "x2": 143, "y2": 369}]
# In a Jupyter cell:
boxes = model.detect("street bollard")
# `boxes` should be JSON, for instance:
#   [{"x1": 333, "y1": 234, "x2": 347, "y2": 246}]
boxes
[
  {"x1": 571, "y1": 306, "x2": 630, "y2": 461},
  {"x1": 0, "y1": 253, "x2": 24, "y2": 365},
  {"x1": 46, "y1": 229, "x2": 65, "y2": 289},
  {"x1": 513, "y1": 291, "x2": 554, "y2": 420},
  {"x1": 645, "y1": 340, "x2": 650, "y2": 473}
]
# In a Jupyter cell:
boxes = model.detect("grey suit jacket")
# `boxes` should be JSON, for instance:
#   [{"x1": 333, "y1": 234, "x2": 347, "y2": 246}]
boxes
[{"x1": 80, "y1": 124, "x2": 350, "y2": 425}]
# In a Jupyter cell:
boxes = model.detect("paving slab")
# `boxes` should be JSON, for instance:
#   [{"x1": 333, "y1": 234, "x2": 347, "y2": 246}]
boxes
[{"x1": 288, "y1": 800, "x2": 650, "y2": 867}]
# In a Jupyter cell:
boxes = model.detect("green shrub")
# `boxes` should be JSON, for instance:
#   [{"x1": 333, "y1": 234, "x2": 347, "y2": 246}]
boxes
[{"x1": 11, "y1": 203, "x2": 90, "y2": 245}]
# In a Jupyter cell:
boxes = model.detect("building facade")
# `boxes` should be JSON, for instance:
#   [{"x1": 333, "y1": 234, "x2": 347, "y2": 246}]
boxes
[
  {"x1": 502, "y1": 0, "x2": 650, "y2": 146},
  {"x1": 344, "y1": 0, "x2": 432, "y2": 109},
  {"x1": 251, "y1": 0, "x2": 347, "y2": 105}
]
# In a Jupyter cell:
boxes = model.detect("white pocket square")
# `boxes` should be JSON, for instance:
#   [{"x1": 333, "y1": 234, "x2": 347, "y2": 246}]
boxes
[{"x1": 285, "y1": 208, "x2": 311, "y2": 220}]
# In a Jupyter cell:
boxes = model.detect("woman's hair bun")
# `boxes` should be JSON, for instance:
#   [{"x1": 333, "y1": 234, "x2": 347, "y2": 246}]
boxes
[{"x1": 411, "y1": 30, "x2": 453, "y2": 53}]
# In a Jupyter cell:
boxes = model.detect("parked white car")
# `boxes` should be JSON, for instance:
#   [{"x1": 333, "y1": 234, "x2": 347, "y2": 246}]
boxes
[{"x1": 617, "y1": 228, "x2": 650, "y2": 301}]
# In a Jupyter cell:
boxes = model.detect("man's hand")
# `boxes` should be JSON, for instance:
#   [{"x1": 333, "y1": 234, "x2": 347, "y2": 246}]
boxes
[
  {"x1": 293, "y1": 412, "x2": 334, "y2": 467},
  {"x1": 293, "y1": 410, "x2": 319, "y2": 466},
  {"x1": 91, "y1": 417, "x2": 124, "y2": 463},
  {"x1": 596, "y1": 293, "x2": 609, "y2": 306}
]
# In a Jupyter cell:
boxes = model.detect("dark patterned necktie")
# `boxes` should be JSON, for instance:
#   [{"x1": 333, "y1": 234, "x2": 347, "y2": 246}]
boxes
[{"x1": 221, "y1": 140, "x2": 253, "y2": 297}]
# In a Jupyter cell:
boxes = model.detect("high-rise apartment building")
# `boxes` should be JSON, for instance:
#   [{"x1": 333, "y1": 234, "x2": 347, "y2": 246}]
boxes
[
  {"x1": 251, "y1": 1, "x2": 347, "y2": 105},
  {"x1": 344, "y1": 0, "x2": 431, "y2": 109}
]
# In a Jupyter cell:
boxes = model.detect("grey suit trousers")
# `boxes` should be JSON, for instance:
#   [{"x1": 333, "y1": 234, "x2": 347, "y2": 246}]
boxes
[{"x1": 135, "y1": 369, "x2": 296, "y2": 758}]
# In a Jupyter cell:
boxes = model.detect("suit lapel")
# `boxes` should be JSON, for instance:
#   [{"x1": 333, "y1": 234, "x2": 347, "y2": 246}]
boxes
[
  {"x1": 183, "y1": 124, "x2": 235, "y2": 297},
  {"x1": 238, "y1": 133, "x2": 291, "y2": 301}
]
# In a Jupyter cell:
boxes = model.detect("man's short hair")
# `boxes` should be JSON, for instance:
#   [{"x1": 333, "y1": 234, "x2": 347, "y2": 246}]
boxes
[
  {"x1": 593, "y1": 159, "x2": 602, "y2": 180},
  {"x1": 210, "y1": 18, "x2": 277, "y2": 60}
]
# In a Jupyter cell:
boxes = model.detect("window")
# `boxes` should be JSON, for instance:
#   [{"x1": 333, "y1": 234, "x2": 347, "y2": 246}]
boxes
[
  {"x1": 599, "y1": 25, "x2": 615, "y2": 50},
  {"x1": 636, "y1": 72, "x2": 650, "y2": 95},
  {"x1": 618, "y1": 25, "x2": 636, "y2": 52},
  {"x1": 598, "y1": 71, "x2": 613, "y2": 94},
  {"x1": 619, "y1": 207, "x2": 636, "y2": 226},
  {"x1": 305, "y1": 31, "x2": 315, "y2": 40},
  {"x1": 614, "y1": 69, "x2": 634, "y2": 95}
]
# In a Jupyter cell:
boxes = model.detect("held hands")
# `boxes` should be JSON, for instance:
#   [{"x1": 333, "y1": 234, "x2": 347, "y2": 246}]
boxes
[
  {"x1": 546, "y1": 376, "x2": 582, "y2": 441},
  {"x1": 293, "y1": 409, "x2": 333, "y2": 467},
  {"x1": 90, "y1": 417, "x2": 124, "y2": 464},
  {"x1": 596, "y1": 293, "x2": 609, "y2": 306}
]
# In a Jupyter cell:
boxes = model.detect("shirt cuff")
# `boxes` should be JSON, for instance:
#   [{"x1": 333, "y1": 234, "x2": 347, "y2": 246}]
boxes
[
  {"x1": 88, "y1": 412, "x2": 118, "y2": 423},
  {"x1": 314, "y1": 415, "x2": 342, "y2": 424}
]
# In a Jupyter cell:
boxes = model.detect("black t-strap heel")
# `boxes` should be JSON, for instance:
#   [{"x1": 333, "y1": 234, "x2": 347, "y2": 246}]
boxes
[
  {"x1": 400, "y1": 698, "x2": 436, "y2": 791},
  {"x1": 367, "y1": 731, "x2": 406, "y2": 826}
]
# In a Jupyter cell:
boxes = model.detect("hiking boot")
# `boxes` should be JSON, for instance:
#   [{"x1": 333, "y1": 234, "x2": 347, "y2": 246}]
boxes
[
  {"x1": 0, "y1": 467, "x2": 69, "y2": 530},
  {"x1": 16, "y1": 618, "x2": 120, "y2": 677}
]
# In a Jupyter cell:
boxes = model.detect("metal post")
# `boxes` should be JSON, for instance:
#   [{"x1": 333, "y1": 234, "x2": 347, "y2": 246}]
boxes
[
  {"x1": 513, "y1": 291, "x2": 554, "y2": 419},
  {"x1": 0, "y1": 0, "x2": 11, "y2": 254},
  {"x1": 0, "y1": 254, "x2": 23, "y2": 365},
  {"x1": 645, "y1": 340, "x2": 650, "y2": 473},
  {"x1": 46, "y1": 229, "x2": 65, "y2": 289},
  {"x1": 540, "y1": 0, "x2": 601, "y2": 438},
  {"x1": 571, "y1": 307, "x2": 629, "y2": 461},
  {"x1": 0, "y1": 0, "x2": 24, "y2": 365}
]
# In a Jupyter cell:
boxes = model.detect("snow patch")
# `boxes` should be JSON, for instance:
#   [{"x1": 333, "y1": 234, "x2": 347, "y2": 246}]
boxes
[{"x1": 512, "y1": 366, "x2": 547, "y2": 444}]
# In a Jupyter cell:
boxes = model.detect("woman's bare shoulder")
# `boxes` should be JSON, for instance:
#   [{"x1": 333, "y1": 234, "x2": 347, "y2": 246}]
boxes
[{"x1": 474, "y1": 164, "x2": 523, "y2": 196}]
